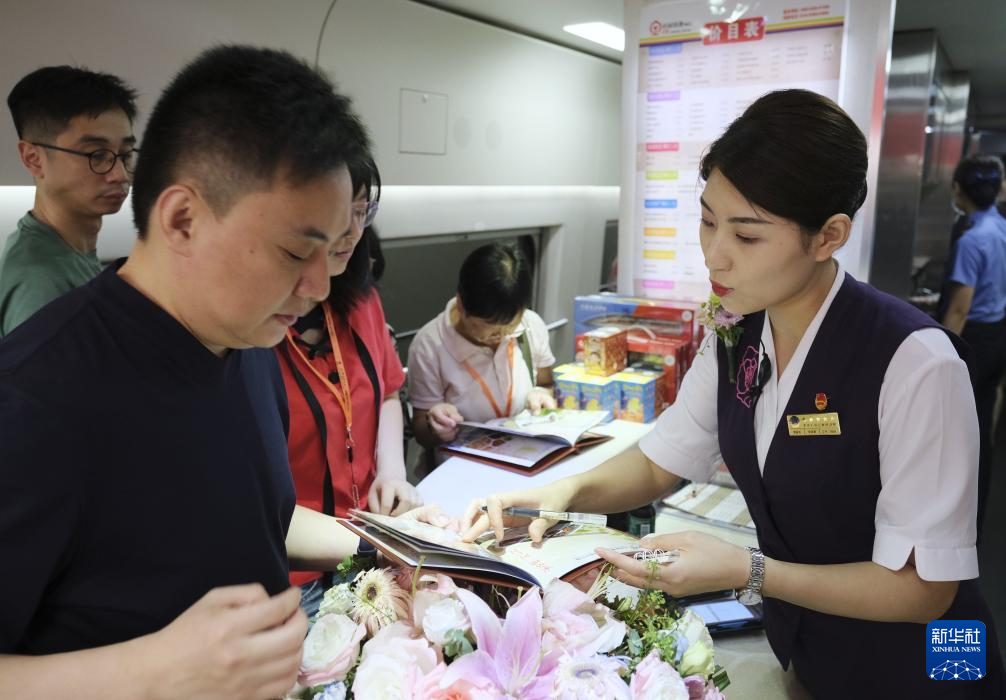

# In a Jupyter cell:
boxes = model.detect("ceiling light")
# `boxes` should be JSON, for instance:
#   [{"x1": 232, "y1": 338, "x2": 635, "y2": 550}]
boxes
[{"x1": 563, "y1": 22, "x2": 625, "y2": 51}]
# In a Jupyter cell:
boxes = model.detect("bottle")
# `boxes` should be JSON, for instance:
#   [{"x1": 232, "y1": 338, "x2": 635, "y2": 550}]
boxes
[{"x1": 628, "y1": 503, "x2": 657, "y2": 538}]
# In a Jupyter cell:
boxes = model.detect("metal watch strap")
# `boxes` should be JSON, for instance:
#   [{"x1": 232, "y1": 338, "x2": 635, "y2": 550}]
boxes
[{"x1": 745, "y1": 546, "x2": 765, "y2": 594}]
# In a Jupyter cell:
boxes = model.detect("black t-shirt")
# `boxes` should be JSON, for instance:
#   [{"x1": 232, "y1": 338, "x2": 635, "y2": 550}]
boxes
[{"x1": 0, "y1": 262, "x2": 295, "y2": 654}]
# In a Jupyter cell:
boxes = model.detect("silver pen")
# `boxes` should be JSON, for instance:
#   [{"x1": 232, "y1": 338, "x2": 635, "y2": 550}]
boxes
[{"x1": 481, "y1": 505, "x2": 607, "y2": 526}]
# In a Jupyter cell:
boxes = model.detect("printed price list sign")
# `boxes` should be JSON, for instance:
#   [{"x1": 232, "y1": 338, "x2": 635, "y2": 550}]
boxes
[{"x1": 634, "y1": 1, "x2": 845, "y2": 301}]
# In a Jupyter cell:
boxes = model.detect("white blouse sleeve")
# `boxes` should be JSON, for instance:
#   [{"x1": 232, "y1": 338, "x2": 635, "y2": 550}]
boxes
[
  {"x1": 523, "y1": 310, "x2": 556, "y2": 371},
  {"x1": 406, "y1": 324, "x2": 447, "y2": 411},
  {"x1": 638, "y1": 334, "x2": 722, "y2": 482},
  {"x1": 874, "y1": 328, "x2": 980, "y2": 581}
]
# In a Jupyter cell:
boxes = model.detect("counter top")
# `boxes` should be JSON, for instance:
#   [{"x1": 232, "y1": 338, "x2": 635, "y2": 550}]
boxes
[{"x1": 416, "y1": 418, "x2": 811, "y2": 698}]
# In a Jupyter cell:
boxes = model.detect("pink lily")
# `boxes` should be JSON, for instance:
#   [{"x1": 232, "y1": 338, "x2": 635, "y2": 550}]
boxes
[
  {"x1": 541, "y1": 580, "x2": 626, "y2": 656},
  {"x1": 441, "y1": 587, "x2": 560, "y2": 698}
]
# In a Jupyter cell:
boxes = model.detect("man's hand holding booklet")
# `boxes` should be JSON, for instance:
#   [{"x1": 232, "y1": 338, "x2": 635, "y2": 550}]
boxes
[
  {"x1": 340, "y1": 509, "x2": 764, "y2": 635},
  {"x1": 340, "y1": 508, "x2": 638, "y2": 589}
]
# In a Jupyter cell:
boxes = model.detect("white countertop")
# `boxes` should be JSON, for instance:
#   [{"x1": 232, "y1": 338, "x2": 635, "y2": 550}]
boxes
[
  {"x1": 416, "y1": 418, "x2": 812, "y2": 699},
  {"x1": 416, "y1": 419, "x2": 653, "y2": 516}
]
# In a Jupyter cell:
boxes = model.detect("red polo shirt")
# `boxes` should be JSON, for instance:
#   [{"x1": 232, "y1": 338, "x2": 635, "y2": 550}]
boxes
[{"x1": 276, "y1": 291, "x2": 405, "y2": 586}]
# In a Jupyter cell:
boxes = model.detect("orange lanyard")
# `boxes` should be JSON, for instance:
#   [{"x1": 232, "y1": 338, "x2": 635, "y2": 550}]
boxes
[
  {"x1": 286, "y1": 305, "x2": 359, "y2": 504},
  {"x1": 462, "y1": 339, "x2": 515, "y2": 418}
]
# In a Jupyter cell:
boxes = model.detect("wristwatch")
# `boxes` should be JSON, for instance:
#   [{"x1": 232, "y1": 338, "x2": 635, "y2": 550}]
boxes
[{"x1": 736, "y1": 546, "x2": 765, "y2": 605}]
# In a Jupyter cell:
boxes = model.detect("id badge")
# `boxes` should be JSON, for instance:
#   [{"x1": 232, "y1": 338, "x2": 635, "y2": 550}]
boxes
[{"x1": 786, "y1": 412, "x2": 841, "y2": 436}]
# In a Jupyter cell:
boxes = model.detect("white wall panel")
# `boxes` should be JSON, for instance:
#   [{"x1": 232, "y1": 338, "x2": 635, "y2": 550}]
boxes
[{"x1": 0, "y1": 0, "x2": 620, "y2": 187}]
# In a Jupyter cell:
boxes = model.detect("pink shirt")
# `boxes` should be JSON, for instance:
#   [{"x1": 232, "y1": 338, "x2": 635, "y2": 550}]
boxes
[{"x1": 407, "y1": 298, "x2": 555, "y2": 421}]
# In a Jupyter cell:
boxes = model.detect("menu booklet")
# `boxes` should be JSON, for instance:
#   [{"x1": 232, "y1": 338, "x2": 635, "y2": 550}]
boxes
[
  {"x1": 439, "y1": 409, "x2": 612, "y2": 475},
  {"x1": 341, "y1": 509, "x2": 640, "y2": 589}
]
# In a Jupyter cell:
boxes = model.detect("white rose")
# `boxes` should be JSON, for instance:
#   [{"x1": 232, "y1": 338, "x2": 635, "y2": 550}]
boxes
[
  {"x1": 421, "y1": 596, "x2": 469, "y2": 645},
  {"x1": 317, "y1": 583, "x2": 355, "y2": 617},
  {"x1": 354, "y1": 623, "x2": 438, "y2": 697},
  {"x1": 352, "y1": 653, "x2": 410, "y2": 698},
  {"x1": 679, "y1": 639, "x2": 715, "y2": 678},
  {"x1": 678, "y1": 609, "x2": 713, "y2": 648},
  {"x1": 360, "y1": 621, "x2": 438, "y2": 672},
  {"x1": 299, "y1": 614, "x2": 366, "y2": 686}
]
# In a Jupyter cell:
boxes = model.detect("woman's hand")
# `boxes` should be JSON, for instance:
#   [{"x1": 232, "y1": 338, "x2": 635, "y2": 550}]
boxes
[
  {"x1": 595, "y1": 531, "x2": 751, "y2": 598},
  {"x1": 367, "y1": 475, "x2": 421, "y2": 516},
  {"x1": 427, "y1": 403, "x2": 464, "y2": 442},
  {"x1": 399, "y1": 503, "x2": 461, "y2": 532},
  {"x1": 525, "y1": 387, "x2": 557, "y2": 415},
  {"x1": 460, "y1": 482, "x2": 575, "y2": 544}
]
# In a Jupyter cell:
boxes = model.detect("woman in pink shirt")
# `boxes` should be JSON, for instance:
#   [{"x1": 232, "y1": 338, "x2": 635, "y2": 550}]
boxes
[{"x1": 407, "y1": 243, "x2": 557, "y2": 449}]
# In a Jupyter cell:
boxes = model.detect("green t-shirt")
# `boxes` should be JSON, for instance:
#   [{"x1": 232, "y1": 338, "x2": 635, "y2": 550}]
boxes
[{"x1": 0, "y1": 213, "x2": 104, "y2": 337}]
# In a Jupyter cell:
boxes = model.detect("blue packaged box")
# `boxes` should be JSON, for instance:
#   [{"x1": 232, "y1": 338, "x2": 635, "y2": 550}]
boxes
[
  {"x1": 554, "y1": 374, "x2": 582, "y2": 410},
  {"x1": 612, "y1": 369, "x2": 659, "y2": 423},
  {"x1": 574, "y1": 293, "x2": 699, "y2": 342},
  {"x1": 575, "y1": 373, "x2": 620, "y2": 421}
]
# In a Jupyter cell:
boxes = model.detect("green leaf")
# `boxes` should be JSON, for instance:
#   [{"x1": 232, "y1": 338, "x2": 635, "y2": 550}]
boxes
[
  {"x1": 712, "y1": 665, "x2": 731, "y2": 690},
  {"x1": 443, "y1": 628, "x2": 475, "y2": 660},
  {"x1": 627, "y1": 628, "x2": 643, "y2": 656}
]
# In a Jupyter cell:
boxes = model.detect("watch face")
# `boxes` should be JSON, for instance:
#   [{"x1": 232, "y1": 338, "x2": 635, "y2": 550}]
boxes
[{"x1": 737, "y1": 588, "x2": 762, "y2": 606}]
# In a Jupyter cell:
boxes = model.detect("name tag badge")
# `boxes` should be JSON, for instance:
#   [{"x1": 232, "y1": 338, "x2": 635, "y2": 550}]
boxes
[{"x1": 787, "y1": 412, "x2": 841, "y2": 437}]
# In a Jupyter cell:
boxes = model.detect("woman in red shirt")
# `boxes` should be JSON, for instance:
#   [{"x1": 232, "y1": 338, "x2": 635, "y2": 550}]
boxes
[{"x1": 276, "y1": 157, "x2": 421, "y2": 614}]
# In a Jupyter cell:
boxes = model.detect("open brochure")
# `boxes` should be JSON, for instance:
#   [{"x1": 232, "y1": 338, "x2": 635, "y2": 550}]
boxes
[
  {"x1": 663, "y1": 482, "x2": 756, "y2": 532},
  {"x1": 441, "y1": 409, "x2": 613, "y2": 475},
  {"x1": 341, "y1": 510, "x2": 641, "y2": 589}
]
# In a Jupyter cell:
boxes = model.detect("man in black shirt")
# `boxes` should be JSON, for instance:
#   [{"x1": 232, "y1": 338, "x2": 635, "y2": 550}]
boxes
[{"x1": 0, "y1": 46, "x2": 373, "y2": 698}]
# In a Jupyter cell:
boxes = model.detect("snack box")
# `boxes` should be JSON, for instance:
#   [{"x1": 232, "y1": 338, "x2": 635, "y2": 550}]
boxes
[
  {"x1": 556, "y1": 371, "x2": 620, "y2": 420},
  {"x1": 574, "y1": 294, "x2": 702, "y2": 343},
  {"x1": 627, "y1": 334, "x2": 693, "y2": 406},
  {"x1": 554, "y1": 373, "x2": 582, "y2": 410},
  {"x1": 577, "y1": 374, "x2": 620, "y2": 419},
  {"x1": 552, "y1": 362, "x2": 582, "y2": 377},
  {"x1": 582, "y1": 326, "x2": 628, "y2": 376},
  {"x1": 611, "y1": 368, "x2": 660, "y2": 423}
]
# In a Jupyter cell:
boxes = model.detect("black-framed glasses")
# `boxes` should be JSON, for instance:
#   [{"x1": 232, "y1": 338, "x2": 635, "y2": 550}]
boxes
[
  {"x1": 749, "y1": 340, "x2": 773, "y2": 408},
  {"x1": 30, "y1": 142, "x2": 138, "y2": 175},
  {"x1": 352, "y1": 199, "x2": 379, "y2": 229}
]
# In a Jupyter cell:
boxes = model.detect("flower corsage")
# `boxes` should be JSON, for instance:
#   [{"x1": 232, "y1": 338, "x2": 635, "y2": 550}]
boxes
[{"x1": 698, "y1": 293, "x2": 744, "y2": 383}]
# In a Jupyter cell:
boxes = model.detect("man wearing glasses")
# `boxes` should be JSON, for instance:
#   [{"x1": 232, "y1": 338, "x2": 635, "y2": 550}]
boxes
[{"x1": 0, "y1": 65, "x2": 138, "y2": 337}]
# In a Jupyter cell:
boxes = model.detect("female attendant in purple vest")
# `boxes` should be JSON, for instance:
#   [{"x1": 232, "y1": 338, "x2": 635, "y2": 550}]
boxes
[{"x1": 461, "y1": 90, "x2": 1004, "y2": 698}]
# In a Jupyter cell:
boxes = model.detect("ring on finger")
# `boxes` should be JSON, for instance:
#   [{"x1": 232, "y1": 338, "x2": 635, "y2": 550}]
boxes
[{"x1": 634, "y1": 547, "x2": 681, "y2": 564}]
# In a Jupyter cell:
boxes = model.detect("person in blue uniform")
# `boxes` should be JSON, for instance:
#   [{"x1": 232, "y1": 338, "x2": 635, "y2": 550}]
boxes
[
  {"x1": 464, "y1": 89, "x2": 1005, "y2": 699},
  {"x1": 940, "y1": 154, "x2": 1006, "y2": 536}
]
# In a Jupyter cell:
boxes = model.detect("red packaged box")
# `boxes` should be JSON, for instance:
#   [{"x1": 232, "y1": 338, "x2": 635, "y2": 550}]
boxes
[{"x1": 627, "y1": 334, "x2": 693, "y2": 407}]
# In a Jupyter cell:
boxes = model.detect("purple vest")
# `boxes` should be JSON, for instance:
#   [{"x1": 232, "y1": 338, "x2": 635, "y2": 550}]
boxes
[{"x1": 716, "y1": 274, "x2": 1004, "y2": 698}]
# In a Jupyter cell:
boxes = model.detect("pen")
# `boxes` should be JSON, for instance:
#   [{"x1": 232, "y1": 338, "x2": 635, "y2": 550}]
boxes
[{"x1": 480, "y1": 505, "x2": 607, "y2": 526}]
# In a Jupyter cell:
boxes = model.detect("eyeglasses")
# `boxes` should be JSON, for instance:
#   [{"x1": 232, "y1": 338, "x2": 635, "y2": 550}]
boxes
[
  {"x1": 465, "y1": 315, "x2": 522, "y2": 345},
  {"x1": 30, "y1": 142, "x2": 139, "y2": 175},
  {"x1": 749, "y1": 340, "x2": 773, "y2": 409},
  {"x1": 352, "y1": 199, "x2": 379, "y2": 229}
]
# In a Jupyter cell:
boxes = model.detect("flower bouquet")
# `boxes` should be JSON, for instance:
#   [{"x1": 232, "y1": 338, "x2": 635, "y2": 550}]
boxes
[
  {"x1": 286, "y1": 558, "x2": 729, "y2": 699},
  {"x1": 697, "y1": 294, "x2": 743, "y2": 383}
]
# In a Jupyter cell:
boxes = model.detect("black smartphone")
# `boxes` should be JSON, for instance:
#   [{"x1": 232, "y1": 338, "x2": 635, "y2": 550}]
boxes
[{"x1": 681, "y1": 593, "x2": 764, "y2": 636}]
